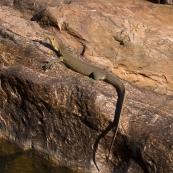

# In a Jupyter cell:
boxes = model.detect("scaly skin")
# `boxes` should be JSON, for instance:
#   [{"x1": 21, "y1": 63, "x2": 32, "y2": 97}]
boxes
[{"x1": 44, "y1": 34, "x2": 125, "y2": 171}]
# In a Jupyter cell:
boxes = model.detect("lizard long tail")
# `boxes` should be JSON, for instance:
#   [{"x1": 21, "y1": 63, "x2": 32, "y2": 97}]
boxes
[
  {"x1": 93, "y1": 70, "x2": 125, "y2": 171},
  {"x1": 106, "y1": 87, "x2": 125, "y2": 161},
  {"x1": 105, "y1": 70, "x2": 125, "y2": 160}
]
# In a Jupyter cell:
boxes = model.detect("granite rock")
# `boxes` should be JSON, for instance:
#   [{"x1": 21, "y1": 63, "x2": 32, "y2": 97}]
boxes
[{"x1": 0, "y1": 1, "x2": 173, "y2": 173}]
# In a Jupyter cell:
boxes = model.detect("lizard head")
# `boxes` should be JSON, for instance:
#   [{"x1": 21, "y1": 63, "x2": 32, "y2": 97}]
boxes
[{"x1": 44, "y1": 34, "x2": 60, "y2": 51}]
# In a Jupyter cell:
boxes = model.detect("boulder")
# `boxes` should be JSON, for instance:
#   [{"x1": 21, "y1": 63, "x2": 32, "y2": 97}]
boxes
[{"x1": 0, "y1": 1, "x2": 173, "y2": 173}]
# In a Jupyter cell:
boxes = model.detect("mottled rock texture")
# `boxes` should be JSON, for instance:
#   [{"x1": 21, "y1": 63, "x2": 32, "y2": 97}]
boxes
[
  {"x1": 1, "y1": 0, "x2": 173, "y2": 95},
  {"x1": 147, "y1": 0, "x2": 173, "y2": 4},
  {"x1": 0, "y1": 0, "x2": 173, "y2": 173}
]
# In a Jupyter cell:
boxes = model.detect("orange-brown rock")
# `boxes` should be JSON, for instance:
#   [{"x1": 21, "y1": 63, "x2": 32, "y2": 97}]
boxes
[
  {"x1": 0, "y1": 1, "x2": 173, "y2": 173},
  {"x1": 36, "y1": 0, "x2": 173, "y2": 96}
]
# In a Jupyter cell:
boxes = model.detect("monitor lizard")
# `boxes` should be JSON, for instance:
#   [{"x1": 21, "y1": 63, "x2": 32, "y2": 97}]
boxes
[{"x1": 43, "y1": 34, "x2": 125, "y2": 171}]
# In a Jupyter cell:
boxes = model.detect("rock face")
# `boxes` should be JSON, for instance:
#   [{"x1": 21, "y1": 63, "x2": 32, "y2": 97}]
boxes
[
  {"x1": 1, "y1": 1, "x2": 173, "y2": 95},
  {"x1": 0, "y1": 1, "x2": 173, "y2": 173},
  {"x1": 165, "y1": 0, "x2": 173, "y2": 4},
  {"x1": 37, "y1": 0, "x2": 173, "y2": 96},
  {"x1": 147, "y1": 0, "x2": 173, "y2": 4}
]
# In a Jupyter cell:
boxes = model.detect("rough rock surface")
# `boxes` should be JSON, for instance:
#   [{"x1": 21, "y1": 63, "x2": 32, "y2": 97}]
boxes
[
  {"x1": 36, "y1": 0, "x2": 173, "y2": 96},
  {"x1": 147, "y1": 0, "x2": 173, "y2": 4},
  {"x1": 0, "y1": 1, "x2": 173, "y2": 173},
  {"x1": 4, "y1": 0, "x2": 173, "y2": 96}
]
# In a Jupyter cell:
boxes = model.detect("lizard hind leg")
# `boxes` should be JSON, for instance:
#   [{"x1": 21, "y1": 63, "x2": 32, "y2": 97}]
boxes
[
  {"x1": 42, "y1": 57, "x2": 64, "y2": 71},
  {"x1": 92, "y1": 72, "x2": 106, "y2": 81}
]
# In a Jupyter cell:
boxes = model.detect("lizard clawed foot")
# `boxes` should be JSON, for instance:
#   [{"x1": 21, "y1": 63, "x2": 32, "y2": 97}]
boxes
[
  {"x1": 81, "y1": 77, "x2": 98, "y2": 86},
  {"x1": 42, "y1": 58, "x2": 64, "y2": 71},
  {"x1": 42, "y1": 61, "x2": 53, "y2": 70}
]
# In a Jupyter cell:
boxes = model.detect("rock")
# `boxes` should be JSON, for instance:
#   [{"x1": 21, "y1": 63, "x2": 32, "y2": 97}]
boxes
[
  {"x1": 0, "y1": 0, "x2": 76, "y2": 17},
  {"x1": 0, "y1": 1, "x2": 173, "y2": 173},
  {"x1": 6, "y1": 0, "x2": 173, "y2": 95},
  {"x1": 0, "y1": 0, "x2": 13, "y2": 7},
  {"x1": 0, "y1": 26, "x2": 117, "y2": 173},
  {"x1": 34, "y1": 0, "x2": 173, "y2": 96},
  {"x1": 165, "y1": 0, "x2": 173, "y2": 4},
  {"x1": 147, "y1": 0, "x2": 173, "y2": 4}
]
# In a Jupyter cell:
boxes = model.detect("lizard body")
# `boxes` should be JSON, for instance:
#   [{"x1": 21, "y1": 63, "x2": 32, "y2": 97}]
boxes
[{"x1": 44, "y1": 34, "x2": 125, "y2": 170}]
